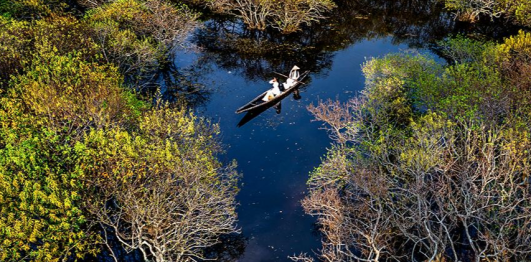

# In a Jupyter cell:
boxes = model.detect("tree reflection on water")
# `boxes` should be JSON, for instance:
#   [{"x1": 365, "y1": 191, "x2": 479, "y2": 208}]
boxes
[{"x1": 191, "y1": 0, "x2": 516, "y2": 83}]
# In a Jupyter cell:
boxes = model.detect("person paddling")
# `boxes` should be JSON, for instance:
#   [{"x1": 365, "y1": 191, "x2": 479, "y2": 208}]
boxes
[{"x1": 283, "y1": 65, "x2": 300, "y2": 90}]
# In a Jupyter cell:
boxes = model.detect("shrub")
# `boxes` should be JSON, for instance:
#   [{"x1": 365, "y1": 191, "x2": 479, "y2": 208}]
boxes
[
  {"x1": 444, "y1": 0, "x2": 531, "y2": 26},
  {"x1": 0, "y1": 86, "x2": 101, "y2": 261},
  {"x1": 10, "y1": 48, "x2": 137, "y2": 130},
  {"x1": 189, "y1": 0, "x2": 335, "y2": 34},
  {"x1": 0, "y1": 15, "x2": 98, "y2": 90},
  {"x1": 0, "y1": 16, "x2": 31, "y2": 89},
  {"x1": 301, "y1": 36, "x2": 531, "y2": 261},
  {"x1": 84, "y1": 0, "x2": 199, "y2": 84},
  {"x1": 81, "y1": 104, "x2": 240, "y2": 262}
]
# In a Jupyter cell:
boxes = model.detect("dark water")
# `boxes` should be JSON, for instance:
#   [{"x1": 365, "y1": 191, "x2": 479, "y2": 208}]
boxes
[
  {"x1": 176, "y1": 40, "x2": 411, "y2": 261},
  {"x1": 169, "y1": 0, "x2": 516, "y2": 260}
]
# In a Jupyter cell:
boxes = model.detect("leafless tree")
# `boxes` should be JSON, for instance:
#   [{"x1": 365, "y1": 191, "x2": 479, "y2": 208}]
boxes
[
  {"x1": 298, "y1": 96, "x2": 531, "y2": 261},
  {"x1": 232, "y1": 0, "x2": 276, "y2": 31},
  {"x1": 196, "y1": 0, "x2": 334, "y2": 33},
  {"x1": 84, "y1": 107, "x2": 240, "y2": 262},
  {"x1": 143, "y1": 0, "x2": 200, "y2": 49},
  {"x1": 446, "y1": 0, "x2": 504, "y2": 21},
  {"x1": 271, "y1": 0, "x2": 335, "y2": 34}
]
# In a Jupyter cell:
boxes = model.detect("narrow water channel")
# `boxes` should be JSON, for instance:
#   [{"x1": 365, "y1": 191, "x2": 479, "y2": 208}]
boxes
[
  {"x1": 170, "y1": 0, "x2": 514, "y2": 260},
  {"x1": 175, "y1": 39, "x2": 416, "y2": 261}
]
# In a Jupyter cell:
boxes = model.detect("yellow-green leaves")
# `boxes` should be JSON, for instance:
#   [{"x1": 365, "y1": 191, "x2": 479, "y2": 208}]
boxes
[
  {"x1": 499, "y1": 30, "x2": 531, "y2": 56},
  {"x1": 80, "y1": 104, "x2": 238, "y2": 261},
  {"x1": 0, "y1": 126, "x2": 99, "y2": 261},
  {"x1": 444, "y1": 0, "x2": 531, "y2": 26},
  {"x1": 306, "y1": 33, "x2": 531, "y2": 262},
  {"x1": 12, "y1": 50, "x2": 135, "y2": 129},
  {"x1": 0, "y1": 1, "x2": 233, "y2": 261}
]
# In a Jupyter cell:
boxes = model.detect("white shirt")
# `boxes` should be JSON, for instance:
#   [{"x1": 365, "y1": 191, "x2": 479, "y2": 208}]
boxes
[
  {"x1": 263, "y1": 80, "x2": 280, "y2": 101},
  {"x1": 269, "y1": 80, "x2": 281, "y2": 95}
]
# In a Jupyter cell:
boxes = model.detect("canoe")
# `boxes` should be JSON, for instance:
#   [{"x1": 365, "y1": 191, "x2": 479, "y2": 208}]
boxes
[{"x1": 235, "y1": 70, "x2": 310, "y2": 114}]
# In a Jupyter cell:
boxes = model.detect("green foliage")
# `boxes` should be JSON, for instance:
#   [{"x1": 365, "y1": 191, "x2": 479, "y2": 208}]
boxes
[
  {"x1": 0, "y1": 36, "x2": 231, "y2": 261},
  {"x1": 443, "y1": 0, "x2": 531, "y2": 26},
  {"x1": 0, "y1": 0, "x2": 69, "y2": 19},
  {"x1": 412, "y1": 60, "x2": 504, "y2": 122},
  {"x1": 306, "y1": 34, "x2": 531, "y2": 261},
  {"x1": 84, "y1": 0, "x2": 199, "y2": 83},
  {"x1": 78, "y1": 104, "x2": 239, "y2": 261},
  {"x1": 31, "y1": 16, "x2": 98, "y2": 60},
  {"x1": 85, "y1": 0, "x2": 166, "y2": 82},
  {"x1": 438, "y1": 35, "x2": 497, "y2": 64},
  {"x1": 85, "y1": 0, "x2": 150, "y2": 34},
  {"x1": 0, "y1": 104, "x2": 99, "y2": 261},
  {"x1": 363, "y1": 38, "x2": 515, "y2": 123},
  {"x1": 498, "y1": 29, "x2": 531, "y2": 58},
  {"x1": 498, "y1": 0, "x2": 531, "y2": 26},
  {"x1": 0, "y1": 42, "x2": 139, "y2": 260},
  {"x1": 362, "y1": 53, "x2": 441, "y2": 126},
  {"x1": 0, "y1": 2, "x2": 233, "y2": 261},
  {"x1": 83, "y1": 104, "x2": 223, "y2": 183},
  {"x1": 0, "y1": 14, "x2": 98, "y2": 90},
  {"x1": 0, "y1": 16, "x2": 30, "y2": 89},
  {"x1": 396, "y1": 112, "x2": 454, "y2": 175},
  {"x1": 0, "y1": 0, "x2": 199, "y2": 90},
  {"x1": 10, "y1": 48, "x2": 137, "y2": 129},
  {"x1": 86, "y1": 18, "x2": 163, "y2": 79}
]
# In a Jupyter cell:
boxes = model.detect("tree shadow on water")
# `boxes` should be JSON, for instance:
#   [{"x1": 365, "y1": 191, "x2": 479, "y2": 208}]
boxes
[
  {"x1": 191, "y1": 0, "x2": 520, "y2": 85},
  {"x1": 202, "y1": 233, "x2": 247, "y2": 262}
]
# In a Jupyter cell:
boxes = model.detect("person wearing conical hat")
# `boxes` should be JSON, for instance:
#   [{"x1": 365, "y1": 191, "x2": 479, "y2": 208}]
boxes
[
  {"x1": 289, "y1": 65, "x2": 300, "y2": 80},
  {"x1": 284, "y1": 65, "x2": 300, "y2": 90}
]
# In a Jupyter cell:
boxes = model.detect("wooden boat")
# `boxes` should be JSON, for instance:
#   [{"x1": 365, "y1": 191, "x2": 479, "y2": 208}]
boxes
[{"x1": 235, "y1": 70, "x2": 310, "y2": 114}]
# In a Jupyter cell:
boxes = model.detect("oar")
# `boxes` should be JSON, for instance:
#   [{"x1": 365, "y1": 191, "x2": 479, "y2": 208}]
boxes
[{"x1": 273, "y1": 71, "x2": 306, "y2": 85}]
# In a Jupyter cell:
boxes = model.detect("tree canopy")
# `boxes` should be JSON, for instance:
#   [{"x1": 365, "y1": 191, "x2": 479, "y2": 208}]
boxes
[
  {"x1": 301, "y1": 32, "x2": 531, "y2": 261},
  {"x1": 0, "y1": 1, "x2": 239, "y2": 261}
]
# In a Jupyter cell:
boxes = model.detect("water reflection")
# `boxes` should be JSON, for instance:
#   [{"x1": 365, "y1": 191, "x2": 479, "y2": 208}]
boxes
[
  {"x1": 192, "y1": 19, "x2": 335, "y2": 81},
  {"x1": 191, "y1": 0, "x2": 517, "y2": 85},
  {"x1": 191, "y1": 0, "x2": 453, "y2": 81},
  {"x1": 202, "y1": 233, "x2": 247, "y2": 261},
  {"x1": 178, "y1": 1, "x2": 523, "y2": 261},
  {"x1": 156, "y1": 61, "x2": 213, "y2": 107}
]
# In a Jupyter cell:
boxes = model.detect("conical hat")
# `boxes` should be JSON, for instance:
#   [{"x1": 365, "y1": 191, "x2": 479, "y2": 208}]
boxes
[{"x1": 292, "y1": 65, "x2": 300, "y2": 70}]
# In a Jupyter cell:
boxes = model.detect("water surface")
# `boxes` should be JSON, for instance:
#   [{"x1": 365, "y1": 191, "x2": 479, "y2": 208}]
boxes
[
  {"x1": 171, "y1": 1, "x2": 515, "y2": 260},
  {"x1": 175, "y1": 39, "x2": 414, "y2": 261}
]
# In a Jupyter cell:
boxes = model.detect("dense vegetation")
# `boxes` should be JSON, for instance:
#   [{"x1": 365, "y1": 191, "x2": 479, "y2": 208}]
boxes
[
  {"x1": 181, "y1": 0, "x2": 531, "y2": 34},
  {"x1": 444, "y1": 0, "x2": 531, "y2": 25},
  {"x1": 2, "y1": 0, "x2": 531, "y2": 261},
  {"x1": 0, "y1": 0, "x2": 238, "y2": 261},
  {"x1": 183, "y1": 0, "x2": 336, "y2": 34},
  {"x1": 300, "y1": 32, "x2": 531, "y2": 261}
]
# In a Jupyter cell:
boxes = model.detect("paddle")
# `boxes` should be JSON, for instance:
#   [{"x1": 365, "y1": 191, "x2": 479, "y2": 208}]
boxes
[{"x1": 274, "y1": 71, "x2": 307, "y2": 85}]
